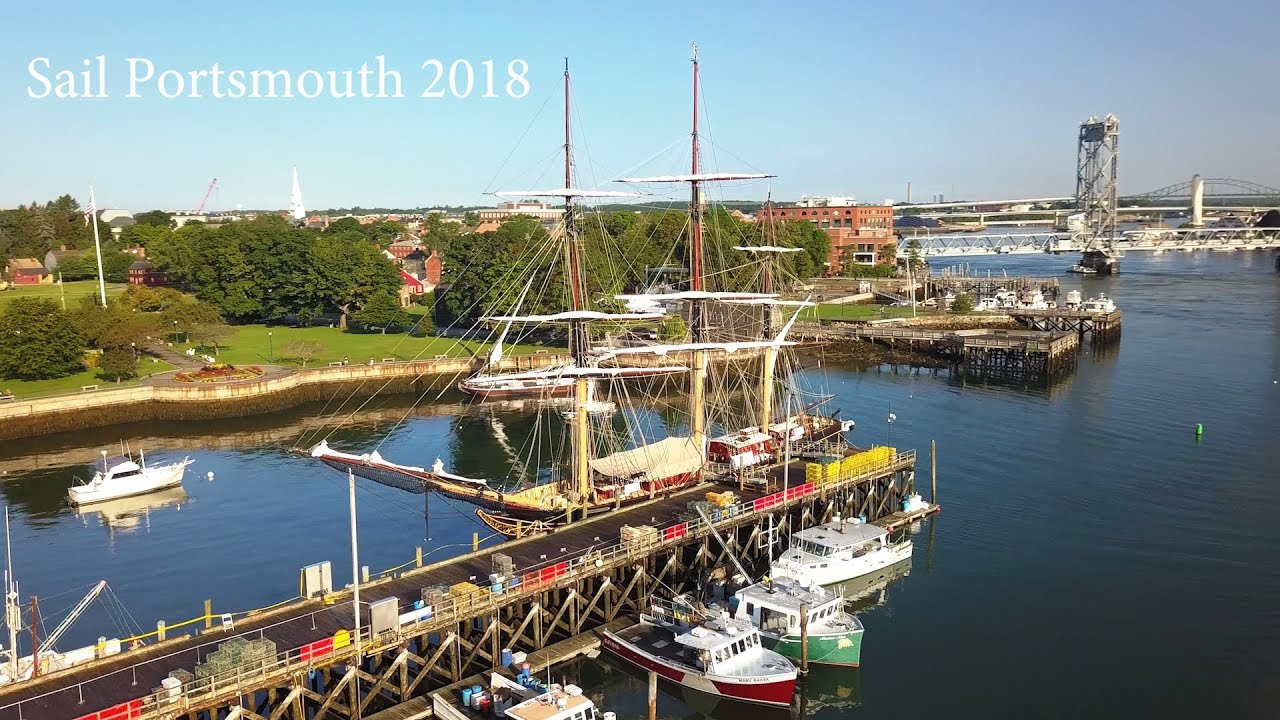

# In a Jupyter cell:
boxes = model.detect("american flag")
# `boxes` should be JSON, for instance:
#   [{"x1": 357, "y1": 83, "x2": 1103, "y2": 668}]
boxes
[{"x1": 83, "y1": 197, "x2": 95, "y2": 226}]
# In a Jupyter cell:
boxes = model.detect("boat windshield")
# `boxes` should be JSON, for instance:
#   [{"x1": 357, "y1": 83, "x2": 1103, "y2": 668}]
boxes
[{"x1": 795, "y1": 539, "x2": 835, "y2": 557}]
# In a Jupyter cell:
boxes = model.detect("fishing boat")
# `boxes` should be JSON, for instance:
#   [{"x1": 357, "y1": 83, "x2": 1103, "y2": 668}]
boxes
[
  {"x1": 67, "y1": 450, "x2": 192, "y2": 507},
  {"x1": 600, "y1": 599, "x2": 797, "y2": 708},
  {"x1": 734, "y1": 576, "x2": 865, "y2": 667},
  {"x1": 770, "y1": 518, "x2": 913, "y2": 587}
]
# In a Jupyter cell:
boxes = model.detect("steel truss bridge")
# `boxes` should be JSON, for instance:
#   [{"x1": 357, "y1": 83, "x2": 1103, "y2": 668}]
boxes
[{"x1": 901, "y1": 226, "x2": 1280, "y2": 258}]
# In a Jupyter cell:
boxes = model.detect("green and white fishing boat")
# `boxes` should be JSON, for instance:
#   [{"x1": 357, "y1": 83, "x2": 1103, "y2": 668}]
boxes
[{"x1": 734, "y1": 576, "x2": 864, "y2": 667}]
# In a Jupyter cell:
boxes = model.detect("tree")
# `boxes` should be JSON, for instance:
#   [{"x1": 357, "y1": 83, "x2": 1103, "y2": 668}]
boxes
[
  {"x1": 189, "y1": 322, "x2": 234, "y2": 355},
  {"x1": 0, "y1": 298, "x2": 85, "y2": 380},
  {"x1": 905, "y1": 238, "x2": 925, "y2": 272},
  {"x1": 72, "y1": 299, "x2": 159, "y2": 351},
  {"x1": 876, "y1": 242, "x2": 899, "y2": 266},
  {"x1": 324, "y1": 217, "x2": 364, "y2": 235},
  {"x1": 282, "y1": 339, "x2": 325, "y2": 367},
  {"x1": 659, "y1": 315, "x2": 687, "y2": 342},
  {"x1": 119, "y1": 223, "x2": 173, "y2": 249},
  {"x1": 311, "y1": 233, "x2": 403, "y2": 329},
  {"x1": 439, "y1": 217, "x2": 549, "y2": 324},
  {"x1": 133, "y1": 210, "x2": 173, "y2": 228},
  {"x1": 950, "y1": 293, "x2": 974, "y2": 313},
  {"x1": 463, "y1": 211, "x2": 481, "y2": 226},
  {"x1": 354, "y1": 291, "x2": 406, "y2": 333},
  {"x1": 98, "y1": 347, "x2": 138, "y2": 381},
  {"x1": 162, "y1": 299, "x2": 230, "y2": 351}
]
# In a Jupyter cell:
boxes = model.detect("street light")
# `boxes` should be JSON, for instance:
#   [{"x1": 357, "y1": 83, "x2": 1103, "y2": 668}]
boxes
[
  {"x1": 172, "y1": 320, "x2": 178, "y2": 345},
  {"x1": 268, "y1": 330, "x2": 274, "y2": 363}
]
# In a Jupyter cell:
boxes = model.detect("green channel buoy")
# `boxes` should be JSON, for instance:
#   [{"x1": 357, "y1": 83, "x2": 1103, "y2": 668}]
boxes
[{"x1": 1195, "y1": 423, "x2": 1204, "y2": 436}]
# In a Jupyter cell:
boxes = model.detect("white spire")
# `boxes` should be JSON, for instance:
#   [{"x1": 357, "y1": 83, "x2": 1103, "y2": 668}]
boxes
[{"x1": 289, "y1": 166, "x2": 306, "y2": 221}]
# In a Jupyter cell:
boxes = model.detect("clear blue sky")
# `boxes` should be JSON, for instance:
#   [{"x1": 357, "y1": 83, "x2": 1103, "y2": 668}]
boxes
[{"x1": 2, "y1": 0, "x2": 1277, "y2": 212}]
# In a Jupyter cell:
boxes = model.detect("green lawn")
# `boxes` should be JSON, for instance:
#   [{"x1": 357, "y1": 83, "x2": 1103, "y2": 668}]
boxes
[
  {"x1": 177, "y1": 324, "x2": 560, "y2": 368},
  {"x1": 0, "y1": 280, "x2": 127, "y2": 309},
  {"x1": 1, "y1": 358, "x2": 177, "y2": 399}
]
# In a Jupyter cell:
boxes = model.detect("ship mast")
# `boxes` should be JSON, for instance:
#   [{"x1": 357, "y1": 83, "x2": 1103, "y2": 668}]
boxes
[
  {"x1": 688, "y1": 44, "x2": 709, "y2": 462},
  {"x1": 759, "y1": 192, "x2": 778, "y2": 435},
  {"x1": 564, "y1": 59, "x2": 592, "y2": 521}
]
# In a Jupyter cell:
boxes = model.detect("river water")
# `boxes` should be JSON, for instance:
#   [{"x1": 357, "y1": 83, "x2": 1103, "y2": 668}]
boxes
[{"x1": 1, "y1": 250, "x2": 1277, "y2": 718}]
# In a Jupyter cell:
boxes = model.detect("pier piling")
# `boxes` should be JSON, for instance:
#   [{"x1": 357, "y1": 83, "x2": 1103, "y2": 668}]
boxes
[
  {"x1": 931, "y1": 439, "x2": 938, "y2": 503},
  {"x1": 648, "y1": 669, "x2": 657, "y2": 720},
  {"x1": 799, "y1": 601, "x2": 810, "y2": 676}
]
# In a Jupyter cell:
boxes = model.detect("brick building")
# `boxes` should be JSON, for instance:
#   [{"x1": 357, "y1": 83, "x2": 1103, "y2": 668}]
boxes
[
  {"x1": 128, "y1": 260, "x2": 167, "y2": 286},
  {"x1": 755, "y1": 197, "x2": 894, "y2": 272}
]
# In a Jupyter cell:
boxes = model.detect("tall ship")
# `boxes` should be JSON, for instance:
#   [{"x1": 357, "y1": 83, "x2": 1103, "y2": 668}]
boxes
[{"x1": 309, "y1": 48, "x2": 851, "y2": 537}]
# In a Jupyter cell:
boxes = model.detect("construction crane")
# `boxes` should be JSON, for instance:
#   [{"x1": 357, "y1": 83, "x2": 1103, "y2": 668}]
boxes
[{"x1": 195, "y1": 177, "x2": 218, "y2": 214}]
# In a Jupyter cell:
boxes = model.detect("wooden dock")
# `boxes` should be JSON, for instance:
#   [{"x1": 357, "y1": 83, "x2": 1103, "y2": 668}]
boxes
[
  {"x1": 1008, "y1": 308, "x2": 1122, "y2": 343},
  {"x1": 794, "y1": 323, "x2": 1078, "y2": 383},
  {"x1": 0, "y1": 450, "x2": 921, "y2": 720}
]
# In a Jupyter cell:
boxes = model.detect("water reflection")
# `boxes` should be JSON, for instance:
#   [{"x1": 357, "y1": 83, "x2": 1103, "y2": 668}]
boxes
[{"x1": 74, "y1": 486, "x2": 189, "y2": 534}]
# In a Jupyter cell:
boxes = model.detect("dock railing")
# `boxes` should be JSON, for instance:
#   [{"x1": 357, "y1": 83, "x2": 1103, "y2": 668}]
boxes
[{"x1": 8, "y1": 451, "x2": 915, "y2": 720}]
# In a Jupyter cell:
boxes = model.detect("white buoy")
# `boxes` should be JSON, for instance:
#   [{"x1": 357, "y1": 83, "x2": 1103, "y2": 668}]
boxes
[{"x1": 206, "y1": 471, "x2": 215, "y2": 481}]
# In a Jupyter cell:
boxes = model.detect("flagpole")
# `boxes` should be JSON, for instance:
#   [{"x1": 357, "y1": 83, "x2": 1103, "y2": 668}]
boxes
[{"x1": 88, "y1": 184, "x2": 107, "y2": 306}]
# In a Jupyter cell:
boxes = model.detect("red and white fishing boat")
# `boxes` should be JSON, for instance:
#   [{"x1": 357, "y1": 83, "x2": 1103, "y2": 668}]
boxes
[{"x1": 601, "y1": 601, "x2": 797, "y2": 708}]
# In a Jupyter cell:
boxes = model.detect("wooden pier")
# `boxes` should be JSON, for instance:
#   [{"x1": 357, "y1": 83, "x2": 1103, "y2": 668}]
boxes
[
  {"x1": 1008, "y1": 308, "x2": 1122, "y2": 343},
  {"x1": 0, "y1": 451, "x2": 923, "y2": 720},
  {"x1": 795, "y1": 323, "x2": 1078, "y2": 383}
]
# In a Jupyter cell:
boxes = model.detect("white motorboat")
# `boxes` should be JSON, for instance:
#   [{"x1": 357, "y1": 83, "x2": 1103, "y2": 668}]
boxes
[
  {"x1": 770, "y1": 518, "x2": 913, "y2": 587},
  {"x1": 1068, "y1": 264, "x2": 1097, "y2": 275},
  {"x1": 1079, "y1": 293, "x2": 1117, "y2": 313},
  {"x1": 67, "y1": 451, "x2": 192, "y2": 506}
]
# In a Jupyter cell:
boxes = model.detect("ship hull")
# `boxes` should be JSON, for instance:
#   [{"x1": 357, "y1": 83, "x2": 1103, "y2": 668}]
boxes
[
  {"x1": 762, "y1": 629, "x2": 863, "y2": 668},
  {"x1": 600, "y1": 632, "x2": 795, "y2": 708}
]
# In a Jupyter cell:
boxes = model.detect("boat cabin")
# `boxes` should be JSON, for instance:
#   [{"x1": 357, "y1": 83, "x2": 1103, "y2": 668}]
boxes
[
  {"x1": 735, "y1": 576, "x2": 842, "y2": 636},
  {"x1": 767, "y1": 419, "x2": 806, "y2": 444},
  {"x1": 99, "y1": 457, "x2": 144, "y2": 483},
  {"x1": 780, "y1": 520, "x2": 887, "y2": 566},
  {"x1": 708, "y1": 430, "x2": 774, "y2": 468},
  {"x1": 672, "y1": 615, "x2": 766, "y2": 673}
]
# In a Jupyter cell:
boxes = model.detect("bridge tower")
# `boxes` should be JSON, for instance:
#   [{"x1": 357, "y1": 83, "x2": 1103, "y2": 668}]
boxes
[
  {"x1": 1074, "y1": 114, "x2": 1120, "y2": 273},
  {"x1": 1189, "y1": 173, "x2": 1205, "y2": 227}
]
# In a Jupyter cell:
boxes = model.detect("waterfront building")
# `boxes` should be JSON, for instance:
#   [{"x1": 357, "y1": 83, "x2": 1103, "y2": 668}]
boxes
[
  {"x1": 755, "y1": 196, "x2": 895, "y2": 271},
  {"x1": 476, "y1": 201, "x2": 564, "y2": 223}
]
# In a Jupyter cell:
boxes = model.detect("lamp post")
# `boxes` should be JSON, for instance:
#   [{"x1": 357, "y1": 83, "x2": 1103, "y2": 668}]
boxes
[
  {"x1": 172, "y1": 320, "x2": 178, "y2": 345},
  {"x1": 268, "y1": 330, "x2": 274, "y2": 363}
]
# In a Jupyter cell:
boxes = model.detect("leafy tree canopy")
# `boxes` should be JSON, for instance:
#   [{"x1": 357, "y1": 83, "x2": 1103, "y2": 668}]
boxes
[{"x1": 0, "y1": 298, "x2": 86, "y2": 380}]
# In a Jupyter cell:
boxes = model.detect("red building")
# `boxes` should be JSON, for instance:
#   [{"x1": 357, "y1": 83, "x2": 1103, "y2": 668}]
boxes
[
  {"x1": 387, "y1": 237, "x2": 421, "y2": 260},
  {"x1": 127, "y1": 260, "x2": 167, "y2": 286},
  {"x1": 755, "y1": 199, "x2": 894, "y2": 272},
  {"x1": 6, "y1": 258, "x2": 49, "y2": 285}
]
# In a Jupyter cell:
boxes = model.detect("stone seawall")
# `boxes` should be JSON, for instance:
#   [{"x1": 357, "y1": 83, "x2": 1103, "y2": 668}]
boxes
[{"x1": 0, "y1": 354, "x2": 567, "y2": 441}]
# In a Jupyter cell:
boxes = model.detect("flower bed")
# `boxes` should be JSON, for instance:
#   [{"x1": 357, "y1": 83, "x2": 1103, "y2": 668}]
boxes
[{"x1": 174, "y1": 363, "x2": 266, "y2": 383}]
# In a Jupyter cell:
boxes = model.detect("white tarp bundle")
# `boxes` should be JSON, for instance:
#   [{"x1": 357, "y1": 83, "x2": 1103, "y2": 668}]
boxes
[{"x1": 590, "y1": 436, "x2": 703, "y2": 482}]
